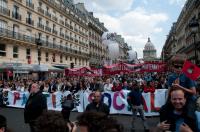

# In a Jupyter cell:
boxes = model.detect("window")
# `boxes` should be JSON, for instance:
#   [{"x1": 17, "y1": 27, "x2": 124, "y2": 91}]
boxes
[
  {"x1": 38, "y1": 32, "x2": 42, "y2": 39},
  {"x1": 53, "y1": 38, "x2": 56, "y2": 45},
  {"x1": 45, "y1": 52, "x2": 49, "y2": 62},
  {"x1": 26, "y1": 0, "x2": 32, "y2": 4},
  {"x1": 26, "y1": 48, "x2": 30, "y2": 59},
  {"x1": 0, "y1": 20, "x2": 7, "y2": 29},
  {"x1": 53, "y1": 24, "x2": 56, "y2": 31},
  {"x1": 0, "y1": 0, "x2": 7, "y2": 8},
  {"x1": 13, "y1": 5, "x2": 19, "y2": 14},
  {"x1": 0, "y1": 44, "x2": 6, "y2": 56},
  {"x1": 12, "y1": 25, "x2": 19, "y2": 38},
  {"x1": 27, "y1": 12, "x2": 32, "y2": 24},
  {"x1": 70, "y1": 56, "x2": 72, "y2": 61},
  {"x1": 79, "y1": 59, "x2": 81, "y2": 65},
  {"x1": 75, "y1": 58, "x2": 77, "y2": 64},
  {"x1": 52, "y1": 53, "x2": 55, "y2": 62},
  {"x1": 65, "y1": 56, "x2": 68, "y2": 60},
  {"x1": 46, "y1": 21, "x2": 49, "y2": 26},
  {"x1": 38, "y1": 1, "x2": 42, "y2": 7},
  {"x1": 13, "y1": 46, "x2": 18, "y2": 58},
  {"x1": 46, "y1": 6, "x2": 49, "y2": 12},
  {"x1": 60, "y1": 55, "x2": 63, "y2": 63},
  {"x1": 46, "y1": 35, "x2": 49, "y2": 45},
  {"x1": 27, "y1": 12, "x2": 31, "y2": 19},
  {"x1": 38, "y1": 17, "x2": 42, "y2": 24}
]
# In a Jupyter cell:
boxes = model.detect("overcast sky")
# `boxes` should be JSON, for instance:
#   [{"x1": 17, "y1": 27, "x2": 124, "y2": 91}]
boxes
[{"x1": 74, "y1": 0, "x2": 186, "y2": 58}]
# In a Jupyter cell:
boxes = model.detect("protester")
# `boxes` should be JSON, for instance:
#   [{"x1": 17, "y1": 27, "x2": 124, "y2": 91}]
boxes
[
  {"x1": 85, "y1": 91, "x2": 110, "y2": 115},
  {"x1": 34, "y1": 110, "x2": 76, "y2": 132},
  {"x1": 112, "y1": 81, "x2": 122, "y2": 91},
  {"x1": 127, "y1": 80, "x2": 148, "y2": 130},
  {"x1": 103, "y1": 78, "x2": 113, "y2": 91},
  {"x1": 158, "y1": 87, "x2": 196, "y2": 132},
  {"x1": 61, "y1": 94, "x2": 74, "y2": 122},
  {"x1": 122, "y1": 81, "x2": 130, "y2": 90},
  {"x1": 143, "y1": 81, "x2": 155, "y2": 93},
  {"x1": 167, "y1": 57, "x2": 197, "y2": 120},
  {"x1": 76, "y1": 111, "x2": 123, "y2": 132},
  {"x1": 24, "y1": 83, "x2": 47, "y2": 132}
]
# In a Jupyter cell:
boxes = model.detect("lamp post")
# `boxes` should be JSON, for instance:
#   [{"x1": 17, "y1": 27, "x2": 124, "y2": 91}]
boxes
[
  {"x1": 36, "y1": 38, "x2": 42, "y2": 80},
  {"x1": 189, "y1": 18, "x2": 199, "y2": 65}
]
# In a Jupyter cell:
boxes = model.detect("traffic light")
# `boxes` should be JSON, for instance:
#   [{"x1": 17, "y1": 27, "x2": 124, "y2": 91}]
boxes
[{"x1": 70, "y1": 63, "x2": 74, "y2": 69}]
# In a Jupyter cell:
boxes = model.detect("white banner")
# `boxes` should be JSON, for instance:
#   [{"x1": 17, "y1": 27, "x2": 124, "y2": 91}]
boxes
[{"x1": 3, "y1": 89, "x2": 167, "y2": 116}]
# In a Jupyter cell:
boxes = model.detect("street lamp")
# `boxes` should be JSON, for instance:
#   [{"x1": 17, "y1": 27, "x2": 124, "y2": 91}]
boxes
[
  {"x1": 36, "y1": 38, "x2": 42, "y2": 80},
  {"x1": 189, "y1": 18, "x2": 199, "y2": 65}
]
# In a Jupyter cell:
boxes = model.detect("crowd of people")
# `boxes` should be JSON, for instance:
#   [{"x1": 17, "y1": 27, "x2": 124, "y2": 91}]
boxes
[
  {"x1": 0, "y1": 71, "x2": 168, "y2": 94},
  {"x1": 0, "y1": 58, "x2": 200, "y2": 132}
]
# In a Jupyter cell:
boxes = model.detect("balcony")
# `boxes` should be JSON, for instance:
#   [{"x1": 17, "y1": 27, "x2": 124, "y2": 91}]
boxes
[
  {"x1": 12, "y1": 12, "x2": 21, "y2": 20},
  {"x1": 65, "y1": 23, "x2": 70, "y2": 28},
  {"x1": 52, "y1": 15, "x2": 57, "y2": 22},
  {"x1": 0, "y1": 6, "x2": 10, "y2": 17},
  {"x1": 26, "y1": 2, "x2": 34, "y2": 9},
  {"x1": 59, "y1": 20, "x2": 64, "y2": 25},
  {"x1": 65, "y1": 35, "x2": 69, "y2": 40},
  {"x1": 45, "y1": 11, "x2": 51, "y2": 18},
  {"x1": 60, "y1": 32, "x2": 64, "y2": 38},
  {"x1": 0, "y1": 27, "x2": 36, "y2": 44},
  {"x1": 37, "y1": 7, "x2": 44, "y2": 14},
  {"x1": 26, "y1": 18, "x2": 34, "y2": 26},
  {"x1": 45, "y1": 26, "x2": 51, "y2": 32},
  {"x1": 37, "y1": 23, "x2": 44, "y2": 30},
  {"x1": 75, "y1": 39, "x2": 78, "y2": 43},
  {"x1": 70, "y1": 37, "x2": 74, "y2": 41},
  {"x1": 16, "y1": 0, "x2": 22, "y2": 2},
  {"x1": 74, "y1": 28, "x2": 78, "y2": 32},
  {"x1": 52, "y1": 30, "x2": 58, "y2": 35}
]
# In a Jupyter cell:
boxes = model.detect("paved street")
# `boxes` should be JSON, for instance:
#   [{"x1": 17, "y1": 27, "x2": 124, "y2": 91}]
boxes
[{"x1": 0, "y1": 107, "x2": 159, "y2": 132}]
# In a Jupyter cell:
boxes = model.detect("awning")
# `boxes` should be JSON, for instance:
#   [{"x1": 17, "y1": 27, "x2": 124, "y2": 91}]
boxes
[
  {"x1": 32, "y1": 64, "x2": 48, "y2": 72},
  {"x1": 48, "y1": 65, "x2": 63, "y2": 72},
  {"x1": 13, "y1": 64, "x2": 33, "y2": 71},
  {"x1": 0, "y1": 63, "x2": 20, "y2": 71},
  {"x1": 53, "y1": 64, "x2": 69, "y2": 69}
]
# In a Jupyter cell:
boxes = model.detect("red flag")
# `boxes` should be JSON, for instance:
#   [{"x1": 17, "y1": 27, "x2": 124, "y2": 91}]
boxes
[{"x1": 182, "y1": 60, "x2": 200, "y2": 80}]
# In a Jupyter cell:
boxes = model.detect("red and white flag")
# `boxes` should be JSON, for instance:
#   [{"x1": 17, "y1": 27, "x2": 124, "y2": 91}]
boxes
[{"x1": 182, "y1": 60, "x2": 200, "y2": 80}]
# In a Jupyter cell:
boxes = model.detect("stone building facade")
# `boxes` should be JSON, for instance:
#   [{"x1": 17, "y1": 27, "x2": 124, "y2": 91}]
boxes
[
  {"x1": 162, "y1": 0, "x2": 200, "y2": 66},
  {"x1": 0, "y1": 0, "x2": 108, "y2": 74}
]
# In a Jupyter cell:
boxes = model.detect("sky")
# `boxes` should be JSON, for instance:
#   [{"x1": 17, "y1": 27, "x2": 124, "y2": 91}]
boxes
[{"x1": 74, "y1": 0, "x2": 187, "y2": 58}]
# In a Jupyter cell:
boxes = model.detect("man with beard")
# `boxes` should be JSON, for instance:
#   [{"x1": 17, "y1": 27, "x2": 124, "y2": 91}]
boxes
[
  {"x1": 24, "y1": 83, "x2": 47, "y2": 132},
  {"x1": 157, "y1": 87, "x2": 196, "y2": 132}
]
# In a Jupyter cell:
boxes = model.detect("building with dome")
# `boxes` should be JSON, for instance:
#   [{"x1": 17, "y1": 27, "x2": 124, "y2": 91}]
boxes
[{"x1": 143, "y1": 38, "x2": 157, "y2": 62}]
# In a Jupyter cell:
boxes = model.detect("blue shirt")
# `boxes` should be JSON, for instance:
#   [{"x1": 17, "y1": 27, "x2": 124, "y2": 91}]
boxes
[
  {"x1": 167, "y1": 73, "x2": 195, "y2": 88},
  {"x1": 175, "y1": 117, "x2": 184, "y2": 132},
  {"x1": 128, "y1": 89, "x2": 143, "y2": 106}
]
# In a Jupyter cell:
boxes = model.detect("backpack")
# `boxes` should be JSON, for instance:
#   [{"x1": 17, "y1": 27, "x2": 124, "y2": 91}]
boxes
[{"x1": 61, "y1": 97, "x2": 74, "y2": 110}]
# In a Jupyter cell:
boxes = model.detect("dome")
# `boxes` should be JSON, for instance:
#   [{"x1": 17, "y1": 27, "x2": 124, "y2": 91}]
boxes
[{"x1": 144, "y1": 37, "x2": 155, "y2": 50}]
